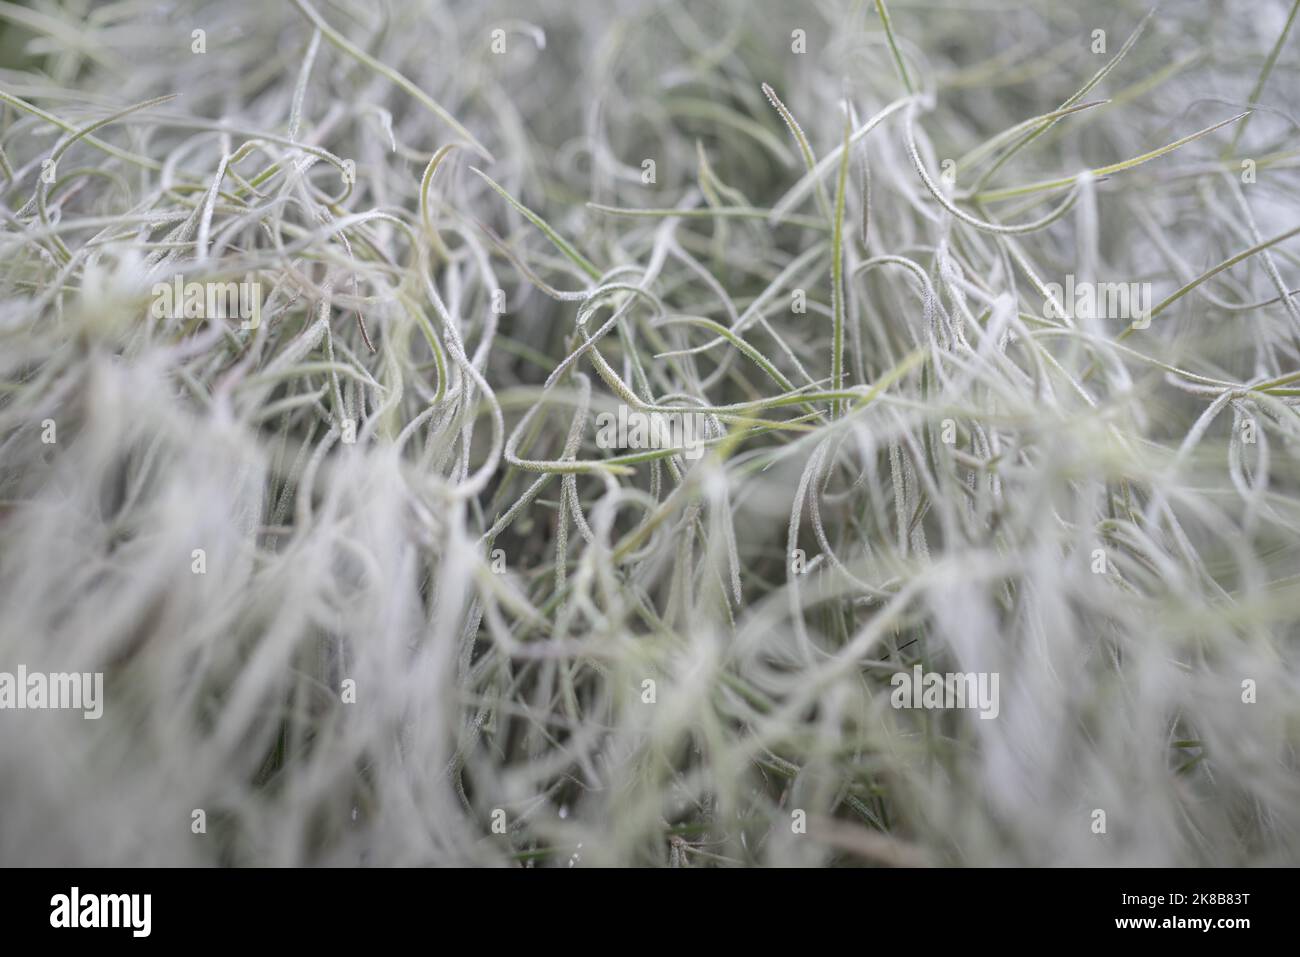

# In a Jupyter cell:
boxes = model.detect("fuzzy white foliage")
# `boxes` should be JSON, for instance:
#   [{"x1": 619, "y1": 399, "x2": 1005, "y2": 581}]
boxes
[{"x1": 0, "y1": 0, "x2": 1298, "y2": 866}]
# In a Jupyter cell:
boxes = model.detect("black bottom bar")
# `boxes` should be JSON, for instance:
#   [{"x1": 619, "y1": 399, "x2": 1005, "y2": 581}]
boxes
[{"x1": 2, "y1": 867, "x2": 1281, "y2": 943}]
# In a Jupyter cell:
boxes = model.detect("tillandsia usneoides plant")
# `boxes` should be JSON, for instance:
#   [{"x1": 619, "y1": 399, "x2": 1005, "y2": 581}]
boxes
[{"x1": 0, "y1": 0, "x2": 1298, "y2": 867}]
